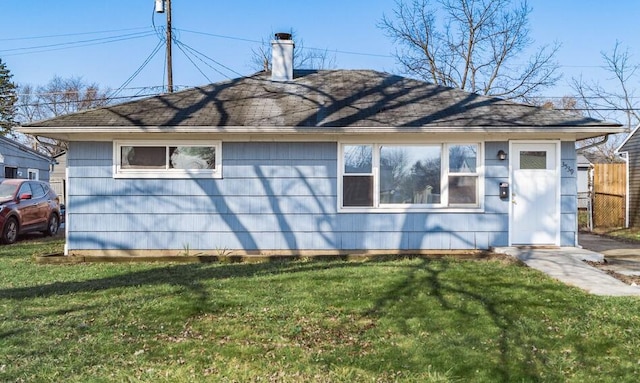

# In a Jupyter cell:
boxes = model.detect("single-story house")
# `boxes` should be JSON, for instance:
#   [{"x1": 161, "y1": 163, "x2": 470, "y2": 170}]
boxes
[
  {"x1": 20, "y1": 37, "x2": 624, "y2": 256},
  {"x1": 617, "y1": 124, "x2": 640, "y2": 227},
  {"x1": 0, "y1": 135, "x2": 52, "y2": 181}
]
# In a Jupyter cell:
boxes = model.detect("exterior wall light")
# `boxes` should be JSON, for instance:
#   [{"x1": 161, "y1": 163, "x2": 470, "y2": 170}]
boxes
[{"x1": 497, "y1": 149, "x2": 507, "y2": 161}]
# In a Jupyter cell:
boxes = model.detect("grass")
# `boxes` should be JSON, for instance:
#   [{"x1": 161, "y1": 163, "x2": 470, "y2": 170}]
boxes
[
  {"x1": 578, "y1": 210, "x2": 590, "y2": 230},
  {"x1": 593, "y1": 227, "x2": 640, "y2": 242},
  {"x1": 2, "y1": 236, "x2": 640, "y2": 382}
]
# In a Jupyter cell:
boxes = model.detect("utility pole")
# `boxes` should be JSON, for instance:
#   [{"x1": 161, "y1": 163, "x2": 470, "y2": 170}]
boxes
[
  {"x1": 166, "y1": 0, "x2": 173, "y2": 93},
  {"x1": 155, "y1": 0, "x2": 173, "y2": 93}
]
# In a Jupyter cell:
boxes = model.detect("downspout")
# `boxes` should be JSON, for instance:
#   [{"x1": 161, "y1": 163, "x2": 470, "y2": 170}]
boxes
[
  {"x1": 619, "y1": 151, "x2": 630, "y2": 228},
  {"x1": 576, "y1": 134, "x2": 609, "y2": 152}
]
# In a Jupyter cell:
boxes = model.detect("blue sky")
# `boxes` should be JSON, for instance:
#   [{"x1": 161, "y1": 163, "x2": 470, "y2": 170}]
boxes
[{"x1": 2, "y1": 0, "x2": 639, "y2": 104}]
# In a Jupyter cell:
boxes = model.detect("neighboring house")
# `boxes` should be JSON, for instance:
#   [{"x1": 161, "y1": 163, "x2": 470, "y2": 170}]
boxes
[
  {"x1": 617, "y1": 124, "x2": 640, "y2": 227},
  {"x1": 0, "y1": 136, "x2": 52, "y2": 182},
  {"x1": 49, "y1": 151, "x2": 67, "y2": 204},
  {"x1": 20, "y1": 37, "x2": 624, "y2": 256}
]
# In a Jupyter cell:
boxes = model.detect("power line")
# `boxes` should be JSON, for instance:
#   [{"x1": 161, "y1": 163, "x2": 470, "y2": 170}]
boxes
[
  {"x1": 0, "y1": 31, "x2": 154, "y2": 54},
  {"x1": 0, "y1": 27, "x2": 152, "y2": 42},
  {"x1": 14, "y1": 92, "x2": 166, "y2": 108},
  {"x1": 0, "y1": 32, "x2": 157, "y2": 57},
  {"x1": 12, "y1": 86, "x2": 177, "y2": 98},
  {"x1": 177, "y1": 29, "x2": 263, "y2": 44},
  {"x1": 173, "y1": 40, "x2": 214, "y2": 83},
  {"x1": 173, "y1": 39, "x2": 243, "y2": 79},
  {"x1": 177, "y1": 28, "x2": 395, "y2": 59},
  {"x1": 2, "y1": 24, "x2": 619, "y2": 69},
  {"x1": 108, "y1": 40, "x2": 165, "y2": 99}
]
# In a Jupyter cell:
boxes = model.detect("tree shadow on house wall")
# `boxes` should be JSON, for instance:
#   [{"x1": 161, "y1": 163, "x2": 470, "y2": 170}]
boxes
[{"x1": 64, "y1": 69, "x2": 594, "y2": 254}]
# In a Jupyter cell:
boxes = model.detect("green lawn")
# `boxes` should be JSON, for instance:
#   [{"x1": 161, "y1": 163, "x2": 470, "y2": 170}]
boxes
[
  {"x1": 2, "y1": 237, "x2": 640, "y2": 382},
  {"x1": 595, "y1": 227, "x2": 640, "y2": 242}
]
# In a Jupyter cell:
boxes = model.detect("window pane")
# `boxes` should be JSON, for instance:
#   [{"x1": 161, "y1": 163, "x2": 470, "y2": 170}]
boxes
[
  {"x1": 0, "y1": 183, "x2": 17, "y2": 199},
  {"x1": 170, "y1": 146, "x2": 216, "y2": 170},
  {"x1": 520, "y1": 151, "x2": 546, "y2": 169},
  {"x1": 343, "y1": 176, "x2": 373, "y2": 207},
  {"x1": 18, "y1": 183, "x2": 32, "y2": 196},
  {"x1": 4, "y1": 167, "x2": 17, "y2": 178},
  {"x1": 449, "y1": 144, "x2": 477, "y2": 173},
  {"x1": 449, "y1": 176, "x2": 477, "y2": 204},
  {"x1": 30, "y1": 183, "x2": 46, "y2": 198},
  {"x1": 379, "y1": 145, "x2": 441, "y2": 204},
  {"x1": 122, "y1": 146, "x2": 165, "y2": 169},
  {"x1": 344, "y1": 145, "x2": 372, "y2": 173}
]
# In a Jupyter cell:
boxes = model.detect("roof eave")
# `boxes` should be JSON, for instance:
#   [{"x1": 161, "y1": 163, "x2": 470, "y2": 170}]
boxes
[{"x1": 17, "y1": 124, "x2": 625, "y2": 141}]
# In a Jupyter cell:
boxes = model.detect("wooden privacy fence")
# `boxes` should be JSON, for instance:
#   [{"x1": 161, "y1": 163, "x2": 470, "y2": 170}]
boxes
[{"x1": 592, "y1": 163, "x2": 626, "y2": 228}]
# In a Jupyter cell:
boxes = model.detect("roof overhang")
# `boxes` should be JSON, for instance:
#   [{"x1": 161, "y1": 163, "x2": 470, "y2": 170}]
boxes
[
  {"x1": 17, "y1": 125, "x2": 625, "y2": 142},
  {"x1": 616, "y1": 122, "x2": 640, "y2": 153}
]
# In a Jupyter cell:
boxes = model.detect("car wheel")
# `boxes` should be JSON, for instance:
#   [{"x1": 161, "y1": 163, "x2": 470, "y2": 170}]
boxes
[
  {"x1": 2, "y1": 217, "x2": 18, "y2": 245},
  {"x1": 45, "y1": 214, "x2": 59, "y2": 236}
]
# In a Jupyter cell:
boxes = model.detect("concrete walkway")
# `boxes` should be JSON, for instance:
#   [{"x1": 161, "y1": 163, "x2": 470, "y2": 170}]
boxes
[
  {"x1": 494, "y1": 245, "x2": 640, "y2": 296},
  {"x1": 578, "y1": 233, "x2": 640, "y2": 254}
]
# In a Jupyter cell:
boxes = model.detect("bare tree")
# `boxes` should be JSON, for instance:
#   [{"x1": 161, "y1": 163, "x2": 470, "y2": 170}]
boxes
[
  {"x1": 379, "y1": 0, "x2": 560, "y2": 101},
  {"x1": 538, "y1": 95, "x2": 625, "y2": 163},
  {"x1": 571, "y1": 41, "x2": 640, "y2": 131},
  {"x1": 568, "y1": 42, "x2": 640, "y2": 162},
  {"x1": 250, "y1": 31, "x2": 337, "y2": 72},
  {"x1": 16, "y1": 76, "x2": 111, "y2": 156}
]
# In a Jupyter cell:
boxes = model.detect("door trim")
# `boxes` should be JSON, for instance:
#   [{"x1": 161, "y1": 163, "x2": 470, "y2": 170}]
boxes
[{"x1": 508, "y1": 140, "x2": 561, "y2": 246}]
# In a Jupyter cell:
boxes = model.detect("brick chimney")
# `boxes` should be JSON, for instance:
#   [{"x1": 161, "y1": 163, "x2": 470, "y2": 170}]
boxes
[{"x1": 271, "y1": 33, "x2": 294, "y2": 82}]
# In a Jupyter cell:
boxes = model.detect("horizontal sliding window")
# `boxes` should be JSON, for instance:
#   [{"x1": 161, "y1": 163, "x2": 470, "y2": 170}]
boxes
[
  {"x1": 114, "y1": 140, "x2": 221, "y2": 178},
  {"x1": 339, "y1": 142, "x2": 482, "y2": 210}
]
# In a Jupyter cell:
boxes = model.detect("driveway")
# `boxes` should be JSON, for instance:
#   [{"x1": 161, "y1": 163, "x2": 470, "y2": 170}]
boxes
[{"x1": 579, "y1": 232, "x2": 640, "y2": 276}]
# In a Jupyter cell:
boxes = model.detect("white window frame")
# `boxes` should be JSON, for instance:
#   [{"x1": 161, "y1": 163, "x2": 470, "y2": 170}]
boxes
[
  {"x1": 27, "y1": 168, "x2": 40, "y2": 180},
  {"x1": 113, "y1": 140, "x2": 222, "y2": 179},
  {"x1": 338, "y1": 141, "x2": 484, "y2": 213}
]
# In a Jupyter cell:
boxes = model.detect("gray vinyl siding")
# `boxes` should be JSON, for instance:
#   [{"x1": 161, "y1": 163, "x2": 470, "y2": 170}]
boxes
[
  {"x1": 621, "y1": 133, "x2": 640, "y2": 227},
  {"x1": 66, "y1": 140, "x2": 574, "y2": 252},
  {"x1": 0, "y1": 140, "x2": 51, "y2": 181}
]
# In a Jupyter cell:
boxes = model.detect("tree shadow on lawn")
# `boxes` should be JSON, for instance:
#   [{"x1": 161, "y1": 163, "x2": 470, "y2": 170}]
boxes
[
  {"x1": 0, "y1": 257, "x2": 583, "y2": 381},
  {"x1": 0, "y1": 258, "x2": 361, "y2": 301},
  {"x1": 364, "y1": 258, "x2": 583, "y2": 382}
]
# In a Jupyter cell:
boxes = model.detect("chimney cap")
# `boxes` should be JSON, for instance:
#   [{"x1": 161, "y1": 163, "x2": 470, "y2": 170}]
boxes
[{"x1": 274, "y1": 32, "x2": 292, "y2": 40}]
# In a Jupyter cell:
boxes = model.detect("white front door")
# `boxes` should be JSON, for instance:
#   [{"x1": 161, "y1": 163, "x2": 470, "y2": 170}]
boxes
[{"x1": 510, "y1": 142, "x2": 560, "y2": 246}]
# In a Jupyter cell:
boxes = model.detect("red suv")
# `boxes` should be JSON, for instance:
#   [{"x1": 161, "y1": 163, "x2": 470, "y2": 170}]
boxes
[{"x1": 0, "y1": 179, "x2": 61, "y2": 244}]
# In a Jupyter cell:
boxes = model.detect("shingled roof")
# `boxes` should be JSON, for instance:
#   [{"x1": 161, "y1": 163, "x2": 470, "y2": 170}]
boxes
[{"x1": 24, "y1": 69, "x2": 619, "y2": 130}]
